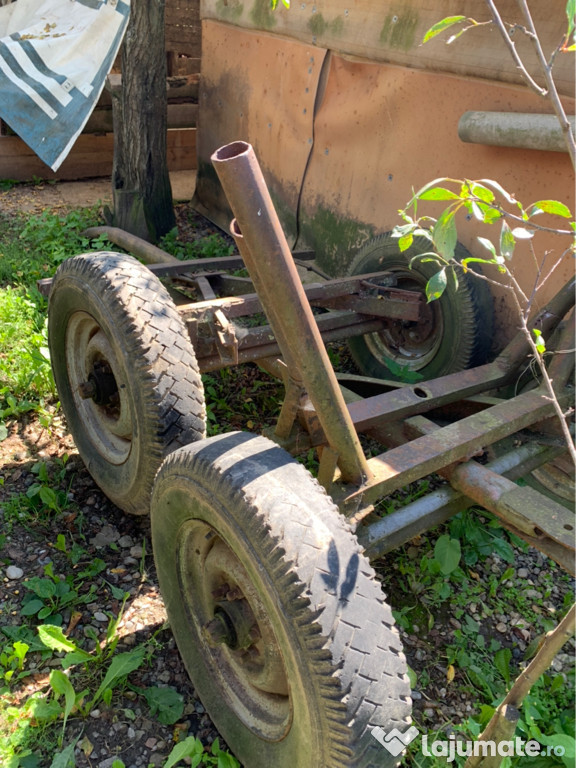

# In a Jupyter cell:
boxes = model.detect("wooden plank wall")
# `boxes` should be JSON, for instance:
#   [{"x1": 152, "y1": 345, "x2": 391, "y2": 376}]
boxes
[{"x1": 0, "y1": 0, "x2": 201, "y2": 181}]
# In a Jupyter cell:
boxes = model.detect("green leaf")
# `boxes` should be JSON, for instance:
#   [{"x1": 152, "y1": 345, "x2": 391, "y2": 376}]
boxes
[
  {"x1": 411, "y1": 177, "x2": 451, "y2": 202},
  {"x1": 470, "y1": 182, "x2": 495, "y2": 204},
  {"x1": 477, "y1": 236, "x2": 497, "y2": 258},
  {"x1": 398, "y1": 233, "x2": 413, "y2": 252},
  {"x1": 478, "y1": 179, "x2": 517, "y2": 204},
  {"x1": 92, "y1": 648, "x2": 146, "y2": 706},
  {"x1": 418, "y1": 187, "x2": 460, "y2": 201},
  {"x1": 39, "y1": 485, "x2": 59, "y2": 509},
  {"x1": 491, "y1": 536, "x2": 515, "y2": 563},
  {"x1": 537, "y1": 733, "x2": 576, "y2": 768},
  {"x1": 426, "y1": 268, "x2": 448, "y2": 302},
  {"x1": 511, "y1": 227, "x2": 534, "y2": 239},
  {"x1": 21, "y1": 599, "x2": 44, "y2": 617},
  {"x1": 500, "y1": 220, "x2": 515, "y2": 260},
  {"x1": 164, "y1": 736, "x2": 205, "y2": 768},
  {"x1": 494, "y1": 647, "x2": 512, "y2": 687},
  {"x1": 433, "y1": 534, "x2": 461, "y2": 574},
  {"x1": 528, "y1": 199, "x2": 572, "y2": 218},
  {"x1": 144, "y1": 686, "x2": 184, "y2": 725},
  {"x1": 433, "y1": 208, "x2": 457, "y2": 260},
  {"x1": 422, "y1": 16, "x2": 466, "y2": 43},
  {"x1": 38, "y1": 625, "x2": 91, "y2": 659},
  {"x1": 567, "y1": 0, "x2": 576, "y2": 36},
  {"x1": 532, "y1": 328, "x2": 546, "y2": 354},
  {"x1": 27, "y1": 577, "x2": 56, "y2": 599},
  {"x1": 49, "y1": 742, "x2": 76, "y2": 768},
  {"x1": 217, "y1": 752, "x2": 240, "y2": 768},
  {"x1": 50, "y1": 669, "x2": 76, "y2": 734}
]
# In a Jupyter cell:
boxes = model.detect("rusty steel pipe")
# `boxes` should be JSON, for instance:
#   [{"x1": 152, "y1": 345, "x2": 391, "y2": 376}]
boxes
[{"x1": 211, "y1": 141, "x2": 370, "y2": 486}]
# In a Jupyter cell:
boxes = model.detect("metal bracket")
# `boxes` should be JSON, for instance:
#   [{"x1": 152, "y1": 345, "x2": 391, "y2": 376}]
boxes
[{"x1": 213, "y1": 309, "x2": 239, "y2": 365}]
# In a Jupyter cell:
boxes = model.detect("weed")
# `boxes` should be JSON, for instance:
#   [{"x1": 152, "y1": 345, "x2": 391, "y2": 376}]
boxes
[
  {"x1": 160, "y1": 227, "x2": 234, "y2": 261},
  {"x1": 20, "y1": 562, "x2": 98, "y2": 626}
]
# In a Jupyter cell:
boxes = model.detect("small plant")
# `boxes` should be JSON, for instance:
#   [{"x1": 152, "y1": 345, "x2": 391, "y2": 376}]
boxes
[
  {"x1": 160, "y1": 227, "x2": 234, "y2": 261},
  {"x1": 20, "y1": 559, "x2": 100, "y2": 626}
]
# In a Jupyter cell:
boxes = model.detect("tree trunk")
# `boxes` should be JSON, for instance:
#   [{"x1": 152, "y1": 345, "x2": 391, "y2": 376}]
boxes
[{"x1": 110, "y1": 0, "x2": 175, "y2": 243}]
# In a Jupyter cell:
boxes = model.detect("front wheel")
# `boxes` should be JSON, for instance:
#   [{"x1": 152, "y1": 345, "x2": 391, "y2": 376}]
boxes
[
  {"x1": 151, "y1": 432, "x2": 412, "y2": 767},
  {"x1": 49, "y1": 252, "x2": 206, "y2": 515},
  {"x1": 347, "y1": 234, "x2": 493, "y2": 381}
]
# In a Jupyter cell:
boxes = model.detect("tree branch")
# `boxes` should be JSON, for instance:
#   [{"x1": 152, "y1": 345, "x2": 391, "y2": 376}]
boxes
[{"x1": 515, "y1": 0, "x2": 576, "y2": 168}]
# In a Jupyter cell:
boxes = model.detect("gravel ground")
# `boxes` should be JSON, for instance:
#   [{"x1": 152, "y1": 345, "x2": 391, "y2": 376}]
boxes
[{"x1": 0, "y1": 183, "x2": 574, "y2": 766}]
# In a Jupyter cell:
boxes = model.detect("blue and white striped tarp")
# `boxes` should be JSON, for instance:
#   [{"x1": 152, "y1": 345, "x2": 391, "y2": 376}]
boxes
[{"x1": 0, "y1": 0, "x2": 130, "y2": 171}]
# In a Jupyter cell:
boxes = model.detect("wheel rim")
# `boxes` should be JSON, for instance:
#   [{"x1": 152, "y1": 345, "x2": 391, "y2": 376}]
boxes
[
  {"x1": 364, "y1": 269, "x2": 443, "y2": 372},
  {"x1": 65, "y1": 311, "x2": 133, "y2": 464},
  {"x1": 177, "y1": 517, "x2": 292, "y2": 742}
]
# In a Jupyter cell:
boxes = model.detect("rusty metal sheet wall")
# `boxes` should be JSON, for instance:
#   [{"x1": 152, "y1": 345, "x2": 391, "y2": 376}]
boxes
[
  {"x1": 200, "y1": 0, "x2": 574, "y2": 97},
  {"x1": 195, "y1": 22, "x2": 575, "y2": 347},
  {"x1": 194, "y1": 20, "x2": 326, "y2": 244},
  {"x1": 296, "y1": 53, "x2": 575, "y2": 344}
]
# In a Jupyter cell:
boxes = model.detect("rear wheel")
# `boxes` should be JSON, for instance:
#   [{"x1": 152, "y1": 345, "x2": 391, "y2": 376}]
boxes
[
  {"x1": 151, "y1": 431, "x2": 412, "y2": 767},
  {"x1": 347, "y1": 234, "x2": 493, "y2": 381},
  {"x1": 49, "y1": 252, "x2": 205, "y2": 515}
]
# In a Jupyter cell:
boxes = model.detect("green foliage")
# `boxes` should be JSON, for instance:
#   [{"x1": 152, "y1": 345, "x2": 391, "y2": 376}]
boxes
[
  {"x1": 2, "y1": 459, "x2": 74, "y2": 528},
  {"x1": 393, "y1": 178, "x2": 575, "y2": 336},
  {"x1": 0, "y1": 206, "x2": 111, "y2": 437},
  {"x1": 159, "y1": 227, "x2": 234, "y2": 261},
  {"x1": 164, "y1": 736, "x2": 240, "y2": 768},
  {"x1": 141, "y1": 686, "x2": 184, "y2": 725},
  {"x1": 20, "y1": 562, "x2": 98, "y2": 626}
]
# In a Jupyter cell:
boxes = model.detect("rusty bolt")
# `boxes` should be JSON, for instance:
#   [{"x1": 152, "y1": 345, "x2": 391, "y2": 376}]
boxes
[
  {"x1": 226, "y1": 586, "x2": 243, "y2": 601},
  {"x1": 78, "y1": 381, "x2": 97, "y2": 400},
  {"x1": 211, "y1": 582, "x2": 231, "y2": 600},
  {"x1": 203, "y1": 616, "x2": 232, "y2": 647}
]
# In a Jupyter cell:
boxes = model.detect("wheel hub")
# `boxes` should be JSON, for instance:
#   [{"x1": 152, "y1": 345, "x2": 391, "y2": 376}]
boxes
[
  {"x1": 79, "y1": 360, "x2": 119, "y2": 407},
  {"x1": 203, "y1": 599, "x2": 261, "y2": 651}
]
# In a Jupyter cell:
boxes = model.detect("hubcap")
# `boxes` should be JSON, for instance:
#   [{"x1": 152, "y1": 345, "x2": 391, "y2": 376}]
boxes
[{"x1": 178, "y1": 520, "x2": 292, "y2": 741}]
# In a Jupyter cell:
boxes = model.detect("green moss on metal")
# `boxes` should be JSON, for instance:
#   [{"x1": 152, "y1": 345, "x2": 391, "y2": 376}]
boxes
[
  {"x1": 250, "y1": 0, "x2": 277, "y2": 29},
  {"x1": 330, "y1": 16, "x2": 344, "y2": 35},
  {"x1": 299, "y1": 205, "x2": 375, "y2": 275},
  {"x1": 379, "y1": 8, "x2": 418, "y2": 50},
  {"x1": 308, "y1": 13, "x2": 327, "y2": 37},
  {"x1": 308, "y1": 13, "x2": 344, "y2": 38},
  {"x1": 215, "y1": 0, "x2": 244, "y2": 22}
]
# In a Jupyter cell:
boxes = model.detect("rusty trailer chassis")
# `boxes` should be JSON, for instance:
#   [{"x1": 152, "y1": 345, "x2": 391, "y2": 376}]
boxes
[
  {"x1": 41, "y1": 140, "x2": 575, "y2": 767},
  {"x1": 42, "y1": 145, "x2": 575, "y2": 577}
]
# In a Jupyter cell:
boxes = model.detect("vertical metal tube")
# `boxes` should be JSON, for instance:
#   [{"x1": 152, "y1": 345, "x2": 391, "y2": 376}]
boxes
[{"x1": 212, "y1": 141, "x2": 370, "y2": 486}]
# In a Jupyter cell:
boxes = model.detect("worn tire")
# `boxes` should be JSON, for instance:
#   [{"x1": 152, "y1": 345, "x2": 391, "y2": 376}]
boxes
[
  {"x1": 151, "y1": 431, "x2": 412, "y2": 768},
  {"x1": 347, "y1": 234, "x2": 493, "y2": 380},
  {"x1": 48, "y1": 252, "x2": 206, "y2": 515}
]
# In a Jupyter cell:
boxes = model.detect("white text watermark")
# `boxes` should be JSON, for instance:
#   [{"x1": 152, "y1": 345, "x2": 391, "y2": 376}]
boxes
[{"x1": 371, "y1": 726, "x2": 567, "y2": 762}]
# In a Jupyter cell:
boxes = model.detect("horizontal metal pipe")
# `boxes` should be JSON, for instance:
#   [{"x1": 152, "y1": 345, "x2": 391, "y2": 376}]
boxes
[
  {"x1": 458, "y1": 111, "x2": 576, "y2": 153},
  {"x1": 83, "y1": 226, "x2": 180, "y2": 265},
  {"x1": 357, "y1": 442, "x2": 572, "y2": 575},
  {"x1": 196, "y1": 314, "x2": 387, "y2": 372}
]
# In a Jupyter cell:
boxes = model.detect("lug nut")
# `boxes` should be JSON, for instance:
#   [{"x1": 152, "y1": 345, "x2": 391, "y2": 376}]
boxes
[
  {"x1": 78, "y1": 381, "x2": 97, "y2": 400},
  {"x1": 211, "y1": 583, "x2": 231, "y2": 600},
  {"x1": 203, "y1": 616, "x2": 232, "y2": 646}
]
